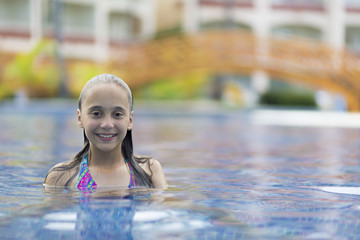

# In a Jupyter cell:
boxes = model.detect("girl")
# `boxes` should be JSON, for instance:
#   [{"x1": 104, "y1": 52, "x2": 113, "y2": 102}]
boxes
[{"x1": 44, "y1": 73, "x2": 167, "y2": 189}]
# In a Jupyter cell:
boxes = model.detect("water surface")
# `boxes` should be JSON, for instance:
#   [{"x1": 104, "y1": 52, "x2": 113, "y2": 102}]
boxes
[{"x1": 1, "y1": 100, "x2": 360, "y2": 239}]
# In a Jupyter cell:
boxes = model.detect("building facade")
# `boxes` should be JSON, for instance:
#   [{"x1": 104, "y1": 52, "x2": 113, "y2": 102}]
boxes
[
  {"x1": 0, "y1": 0, "x2": 157, "y2": 60},
  {"x1": 181, "y1": 0, "x2": 360, "y2": 108},
  {"x1": 1, "y1": 0, "x2": 359, "y2": 59},
  {"x1": 183, "y1": 0, "x2": 360, "y2": 53},
  {"x1": 0, "y1": 0, "x2": 359, "y2": 108}
]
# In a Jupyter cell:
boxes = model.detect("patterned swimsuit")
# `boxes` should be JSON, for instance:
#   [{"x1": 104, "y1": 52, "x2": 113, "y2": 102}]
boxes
[{"x1": 75, "y1": 154, "x2": 136, "y2": 190}]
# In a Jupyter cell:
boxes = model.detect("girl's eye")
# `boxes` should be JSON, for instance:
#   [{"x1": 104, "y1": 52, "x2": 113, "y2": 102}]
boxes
[
  {"x1": 114, "y1": 112, "x2": 123, "y2": 118},
  {"x1": 91, "y1": 111, "x2": 102, "y2": 117}
]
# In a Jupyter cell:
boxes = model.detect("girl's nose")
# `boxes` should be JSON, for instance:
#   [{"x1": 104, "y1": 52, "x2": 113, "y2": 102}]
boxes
[{"x1": 100, "y1": 115, "x2": 114, "y2": 129}]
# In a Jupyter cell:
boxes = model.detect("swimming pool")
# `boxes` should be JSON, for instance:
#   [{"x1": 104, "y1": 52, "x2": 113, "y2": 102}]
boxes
[{"x1": 1, "y1": 100, "x2": 360, "y2": 239}]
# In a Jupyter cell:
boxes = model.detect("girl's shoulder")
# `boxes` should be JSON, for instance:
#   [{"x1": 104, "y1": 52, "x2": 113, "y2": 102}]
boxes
[
  {"x1": 134, "y1": 155, "x2": 158, "y2": 172},
  {"x1": 134, "y1": 155, "x2": 167, "y2": 188},
  {"x1": 44, "y1": 161, "x2": 78, "y2": 186}
]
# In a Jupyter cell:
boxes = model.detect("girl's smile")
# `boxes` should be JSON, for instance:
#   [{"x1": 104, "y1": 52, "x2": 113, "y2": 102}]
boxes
[
  {"x1": 77, "y1": 83, "x2": 133, "y2": 153},
  {"x1": 44, "y1": 74, "x2": 167, "y2": 189},
  {"x1": 96, "y1": 133, "x2": 117, "y2": 141}
]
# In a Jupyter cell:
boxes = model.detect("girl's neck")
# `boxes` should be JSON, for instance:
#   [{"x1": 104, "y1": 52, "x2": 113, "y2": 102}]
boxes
[{"x1": 88, "y1": 146, "x2": 125, "y2": 168}]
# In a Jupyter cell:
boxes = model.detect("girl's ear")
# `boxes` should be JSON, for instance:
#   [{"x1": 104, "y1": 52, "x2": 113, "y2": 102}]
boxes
[
  {"x1": 77, "y1": 109, "x2": 83, "y2": 128},
  {"x1": 127, "y1": 111, "x2": 134, "y2": 130}
]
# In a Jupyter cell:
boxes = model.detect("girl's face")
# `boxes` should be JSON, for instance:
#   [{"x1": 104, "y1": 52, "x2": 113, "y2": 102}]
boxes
[{"x1": 77, "y1": 83, "x2": 133, "y2": 153}]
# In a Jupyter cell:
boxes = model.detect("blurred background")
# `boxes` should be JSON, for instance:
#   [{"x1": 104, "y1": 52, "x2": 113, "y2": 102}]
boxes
[{"x1": 0, "y1": 0, "x2": 360, "y2": 111}]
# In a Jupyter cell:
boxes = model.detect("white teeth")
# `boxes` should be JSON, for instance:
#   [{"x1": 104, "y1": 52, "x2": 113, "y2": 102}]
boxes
[{"x1": 99, "y1": 134, "x2": 114, "y2": 138}]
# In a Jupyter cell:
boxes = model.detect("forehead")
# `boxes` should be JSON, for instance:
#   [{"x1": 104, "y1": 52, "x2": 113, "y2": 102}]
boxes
[{"x1": 82, "y1": 83, "x2": 130, "y2": 108}]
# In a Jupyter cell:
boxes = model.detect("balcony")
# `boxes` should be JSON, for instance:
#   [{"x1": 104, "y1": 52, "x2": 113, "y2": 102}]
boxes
[
  {"x1": 271, "y1": 0, "x2": 325, "y2": 12},
  {"x1": 199, "y1": 0, "x2": 253, "y2": 8}
]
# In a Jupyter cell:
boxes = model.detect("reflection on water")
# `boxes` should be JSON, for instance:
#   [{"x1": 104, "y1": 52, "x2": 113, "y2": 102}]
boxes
[{"x1": 1, "y1": 100, "x2": 360, "y2": 239}]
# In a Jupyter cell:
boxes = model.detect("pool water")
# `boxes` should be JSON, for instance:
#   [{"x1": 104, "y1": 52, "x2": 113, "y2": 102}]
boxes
[{"x1": 1, "y1": 100, "x2": 360, "y2": 239}]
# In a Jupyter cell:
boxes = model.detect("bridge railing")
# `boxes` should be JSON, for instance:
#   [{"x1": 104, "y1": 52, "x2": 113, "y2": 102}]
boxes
[
  {"x1": 107, "y1": 30, "x2": 360, "y2": 110},
  {"x1": 1, "y1": 30, "x2": 358, "y2": 110}
]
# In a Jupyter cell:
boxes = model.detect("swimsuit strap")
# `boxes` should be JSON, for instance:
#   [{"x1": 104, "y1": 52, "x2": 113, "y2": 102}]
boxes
[
  {"x1": 76, "y1": 154, "x2": 97, "y2": 190},
  {"x1": 126, "y1": 159, "x2": 136, "y2": 188},
  {"x1": 76, "y1": 153, "x2": 136, "y2": 189}
]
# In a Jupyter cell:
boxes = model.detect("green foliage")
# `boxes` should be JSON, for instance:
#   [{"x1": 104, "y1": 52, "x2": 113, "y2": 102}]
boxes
[
  {"x1": 153, "y1": 25, "x2": 183, "y2": 40},
  {"x1": 2, "y1": 40, "x2": 60, "y2": 97},
  {"x1": 133, "y1": 70, "x2": 209, "y2": 100},
  {"x1": 67, "y1": 61, "x2": 105, "y2": 97},
  {"x1": 0, "y1": 83, "x2": 14, "y2": 99},
  {"x1": 260, "y1": 89, "x2": 316, "y2": 106}
]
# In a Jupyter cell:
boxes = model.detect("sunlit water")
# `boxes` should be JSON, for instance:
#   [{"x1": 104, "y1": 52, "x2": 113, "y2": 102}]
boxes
[{"x1": 1, "y1": 100, "x2": 360, "y2": 239}]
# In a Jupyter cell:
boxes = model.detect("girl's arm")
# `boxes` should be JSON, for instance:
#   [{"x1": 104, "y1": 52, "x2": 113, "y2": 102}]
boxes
[
  {"x1": 44, "y1": 162, "x2": 76, "y2": 186},
  {"x1": 149, "y1": 159, "x2": 167, "y2": 188}
]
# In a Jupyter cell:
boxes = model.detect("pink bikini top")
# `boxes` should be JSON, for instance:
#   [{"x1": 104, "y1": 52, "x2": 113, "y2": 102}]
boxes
[{"x1": 75, "y1": 154, "x2": 136, "y2": 190}]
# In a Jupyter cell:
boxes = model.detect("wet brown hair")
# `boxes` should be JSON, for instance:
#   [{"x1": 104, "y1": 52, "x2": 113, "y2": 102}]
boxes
[{"x1": 45, "y1": 74, "x2": 153, "y2": 187}]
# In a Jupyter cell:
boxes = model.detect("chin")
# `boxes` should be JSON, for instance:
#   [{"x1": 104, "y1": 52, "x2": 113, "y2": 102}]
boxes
[{"x1": 95, "y1": 144, "x2": 121, "y2": 153}]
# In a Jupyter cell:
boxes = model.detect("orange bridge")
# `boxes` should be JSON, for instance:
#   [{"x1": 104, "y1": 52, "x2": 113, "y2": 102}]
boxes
[{"x1": 106, "y1": 30, "x2": 360, "y2": 111}]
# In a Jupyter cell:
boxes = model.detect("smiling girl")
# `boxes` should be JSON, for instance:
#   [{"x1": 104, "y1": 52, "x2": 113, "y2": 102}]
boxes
[{"x1": 44, "y1": 74, "x2": 167, "y2": 189}]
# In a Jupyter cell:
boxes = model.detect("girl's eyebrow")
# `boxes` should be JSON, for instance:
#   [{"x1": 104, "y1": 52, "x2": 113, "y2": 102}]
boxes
[
  {"x1": 88, "y1": 105, "x2": 103, "y2": 112},
  {"x1": 88, "y1": 106, "x2": 126, "y2": 111},
  {"x1": 115, "y1": 107, "x2": 128, "y2": 113}
]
